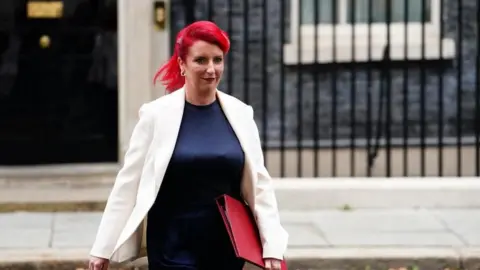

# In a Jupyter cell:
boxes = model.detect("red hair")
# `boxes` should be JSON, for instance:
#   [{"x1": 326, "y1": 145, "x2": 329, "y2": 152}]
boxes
[{"x1": 153, "y1": 21, "x2": 231, "y2": 93}]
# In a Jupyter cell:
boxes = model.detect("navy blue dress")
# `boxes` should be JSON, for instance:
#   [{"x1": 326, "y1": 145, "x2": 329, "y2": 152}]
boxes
[{"x1": 146, "y1": 100, "x2": 245, "y2": 270}]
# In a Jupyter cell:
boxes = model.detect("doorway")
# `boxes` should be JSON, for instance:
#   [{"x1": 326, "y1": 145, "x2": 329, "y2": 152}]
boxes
[{"x1": 0, "y1": 0, "x2": 118, "y2": 165}]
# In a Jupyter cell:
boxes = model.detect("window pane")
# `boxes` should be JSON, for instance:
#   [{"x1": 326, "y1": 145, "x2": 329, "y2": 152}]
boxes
[
  {"x1": 347, "y1": 0, "x2": 431, "y2": 23},
  {"x1": 300, "y1": 0, "x2": 338, "y2": 24}
]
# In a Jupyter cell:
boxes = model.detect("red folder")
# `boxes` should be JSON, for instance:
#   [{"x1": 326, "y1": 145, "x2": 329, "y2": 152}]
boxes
[{"x1": 216, "y1": 194, "x2": 288, "y2": 270}]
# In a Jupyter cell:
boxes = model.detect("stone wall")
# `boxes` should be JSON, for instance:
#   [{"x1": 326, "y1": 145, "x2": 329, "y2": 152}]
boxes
[{"x1": 169, "y1": 0, "x2": 477, "y2": 146}]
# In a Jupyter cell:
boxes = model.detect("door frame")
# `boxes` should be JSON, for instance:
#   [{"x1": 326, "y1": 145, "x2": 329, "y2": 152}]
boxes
[{"x1": 118, "y1": 0, "x2": 170, "y2": 163}]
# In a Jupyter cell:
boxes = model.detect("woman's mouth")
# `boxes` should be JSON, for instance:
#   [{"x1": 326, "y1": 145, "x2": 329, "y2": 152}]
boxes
[{"x1": 203, "y1": 78, "x2": 215, "y2": 83}]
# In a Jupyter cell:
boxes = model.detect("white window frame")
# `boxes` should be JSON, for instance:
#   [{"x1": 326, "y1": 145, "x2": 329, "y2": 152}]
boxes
[{"x1": 284, "y1": 0, "x2": 456, "y2": 64}]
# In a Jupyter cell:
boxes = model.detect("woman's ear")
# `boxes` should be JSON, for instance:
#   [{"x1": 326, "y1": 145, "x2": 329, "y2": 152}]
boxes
[{"x1": 177, "y1": 57, "x2": 185, "y2": 73}]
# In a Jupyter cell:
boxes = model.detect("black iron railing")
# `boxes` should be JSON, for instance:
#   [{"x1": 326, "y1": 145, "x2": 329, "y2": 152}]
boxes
[{"x1": 172, "y1": 0, "x2": 479, "y2": 177}]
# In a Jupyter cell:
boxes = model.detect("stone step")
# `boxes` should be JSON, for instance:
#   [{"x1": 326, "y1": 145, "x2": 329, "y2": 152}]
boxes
[
  {"x1": 277, "y1": 177, "x2": 480, "y2": 210},
  {"x1": 0, "y1": 187, "x2": 109, "y2": 212},
  {"x1": 0, "y1": 248, "x2": 475, "y2": 270},
  {"x1": 2, "y1": 178, "x2": 480, "y2": 212}
]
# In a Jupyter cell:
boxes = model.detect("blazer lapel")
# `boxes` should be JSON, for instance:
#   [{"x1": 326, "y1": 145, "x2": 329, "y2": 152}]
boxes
[
  {"x1": 216, "y1": 91, "x2": 256, "y2": 205},
  {"x1": 216, "y1": 91, "x2": 250, "y2": 157},
  {"x1": 153, "y1": 87, "x2": 185, "y2": 191}
]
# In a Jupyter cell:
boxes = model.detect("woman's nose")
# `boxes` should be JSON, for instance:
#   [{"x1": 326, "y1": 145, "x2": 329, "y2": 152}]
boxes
[{"x1": 206, "y1": 62, "x2": 215, "y2": 74}]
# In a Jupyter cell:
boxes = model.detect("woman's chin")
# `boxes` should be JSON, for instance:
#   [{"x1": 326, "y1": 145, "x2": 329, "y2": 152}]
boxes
[{"x1": 200, "y1": 83, "x2": 218, "y2": 92}]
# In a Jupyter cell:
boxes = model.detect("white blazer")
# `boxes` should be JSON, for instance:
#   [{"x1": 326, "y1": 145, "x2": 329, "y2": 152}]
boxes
[{"x1": 90, "y1": 87, "x2": 288, "y2": 263}]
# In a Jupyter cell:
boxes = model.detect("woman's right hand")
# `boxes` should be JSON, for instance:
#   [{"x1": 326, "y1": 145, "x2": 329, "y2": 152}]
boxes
[{"x1": 89, "y1": 256, "x2": 110, "y2": 270}]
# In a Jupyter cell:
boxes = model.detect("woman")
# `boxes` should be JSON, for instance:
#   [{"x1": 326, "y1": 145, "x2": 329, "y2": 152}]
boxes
[{"x1": 88, "y1": 21, "x2": 288, "y2": 270}]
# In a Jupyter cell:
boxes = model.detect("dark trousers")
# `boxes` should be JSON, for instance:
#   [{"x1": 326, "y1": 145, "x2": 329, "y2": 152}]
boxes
[{"x1": 146, "y1": 207, "x2": 244, "y2": 270}]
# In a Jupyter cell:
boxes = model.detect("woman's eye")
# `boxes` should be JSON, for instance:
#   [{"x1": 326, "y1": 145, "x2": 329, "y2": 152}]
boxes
[
  {"x1": 214, "y1": 57, "x2": 223, "y2": 63},
  {"x1": 195, "y1": 58, "x2": 206, "y2": 64}
]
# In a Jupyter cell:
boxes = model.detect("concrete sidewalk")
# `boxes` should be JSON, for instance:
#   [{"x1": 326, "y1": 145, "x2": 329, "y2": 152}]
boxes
[
  {"x1": 2, "y1": 209, "x2": 480, "y2": 270},
  {"x1": 4, "y1": 178, "x2": 480, "y2": 213}
]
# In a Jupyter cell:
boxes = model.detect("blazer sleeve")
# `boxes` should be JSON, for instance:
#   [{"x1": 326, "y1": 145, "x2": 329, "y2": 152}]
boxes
[
  {"x1": 90, "y1": 103, "x2": 153, "y2": 259},
  {"x1": 247, "y1": 106, "x2": 289, "y2": 260}
]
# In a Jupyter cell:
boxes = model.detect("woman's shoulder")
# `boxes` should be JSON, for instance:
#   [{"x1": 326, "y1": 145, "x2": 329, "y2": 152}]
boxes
[
  {"x1": 217, "y1": 90, "x2": 251, "y2": 111},
  {"x1": 142, "y1": 89, "x2": 183, "y2": 111}
]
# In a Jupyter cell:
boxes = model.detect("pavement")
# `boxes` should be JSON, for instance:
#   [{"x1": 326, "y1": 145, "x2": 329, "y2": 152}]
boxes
[
  {"x1": 4, "y1": 178, "x2": 480, "y2": 212},
  {"x1": 2, "y1": 209, "x2": 480, "y2": 270}
]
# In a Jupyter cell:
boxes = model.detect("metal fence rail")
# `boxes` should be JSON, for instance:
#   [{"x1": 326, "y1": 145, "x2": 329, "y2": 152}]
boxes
[{"x1": 171, "y1": 0, "x2": 480, "y2": 178}]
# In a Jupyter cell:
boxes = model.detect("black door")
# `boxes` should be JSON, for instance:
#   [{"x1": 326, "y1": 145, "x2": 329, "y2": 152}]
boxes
[{"x1": 0, "y1": 0, "x2": 118, "y2": 165}]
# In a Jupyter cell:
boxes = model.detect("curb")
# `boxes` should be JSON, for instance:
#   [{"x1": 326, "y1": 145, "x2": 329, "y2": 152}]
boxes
[{"x1": 2, "y1": 248, "x2": 479, "y2": 270}]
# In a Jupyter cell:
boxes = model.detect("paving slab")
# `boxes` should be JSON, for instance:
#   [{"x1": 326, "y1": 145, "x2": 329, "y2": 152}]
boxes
[
  {"x1": 53, "y1": 212, "x2": 102, "y2": 231},
  {"x1": 282, "y1": 223, "x2": 330, "y2": 247},
  {"x1": 0, "y1": 212, "x2": 53, "y2": 229},
  {"x1": 0, "y1": 212, "x2": 54, "y2": 249},
  {"x1": 50, "y1": 213, "x2": 101, "y2": 248},
  {"x1": 430, "y1": 209, "x2": 480, "y2": 233},
  {"x1": 0, "y1": 229, "x2": 51, "y2": 249},
  {"x1": 324, "y1": 231, "x2": 465, "y2": 246},
  {"x1": 52, "y1": 230, "x2": 98, "y2": 248},
  {"x1": 290, "y1": 209, "x2": 449, "y2": 233},
  {"x1": 456, "y1": 232, "x2": 480, "y2": 246},
  {"x1": 1, "y1": 209, "x2": 480, "y2": 270}
]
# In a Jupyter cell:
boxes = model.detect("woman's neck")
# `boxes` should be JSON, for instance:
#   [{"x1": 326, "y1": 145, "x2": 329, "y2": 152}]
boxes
[{"x1": 184, "y1": 84, "x2": 216, "y2": 105}]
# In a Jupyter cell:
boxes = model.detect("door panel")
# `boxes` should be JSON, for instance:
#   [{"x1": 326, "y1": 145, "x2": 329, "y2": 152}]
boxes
[{"x1": 0, "y1": 0, "x2": 118, "y2": 165}]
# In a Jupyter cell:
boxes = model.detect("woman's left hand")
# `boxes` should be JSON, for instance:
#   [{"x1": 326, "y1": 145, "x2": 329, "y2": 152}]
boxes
[{"x1": 264, "y1": 258, "x2": 282, "y2": 270}]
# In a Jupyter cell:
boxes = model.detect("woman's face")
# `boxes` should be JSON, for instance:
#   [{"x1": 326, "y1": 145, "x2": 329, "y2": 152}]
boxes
[{"x1": 179, "y1": 40, "x2": 224, "y2": 93}]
